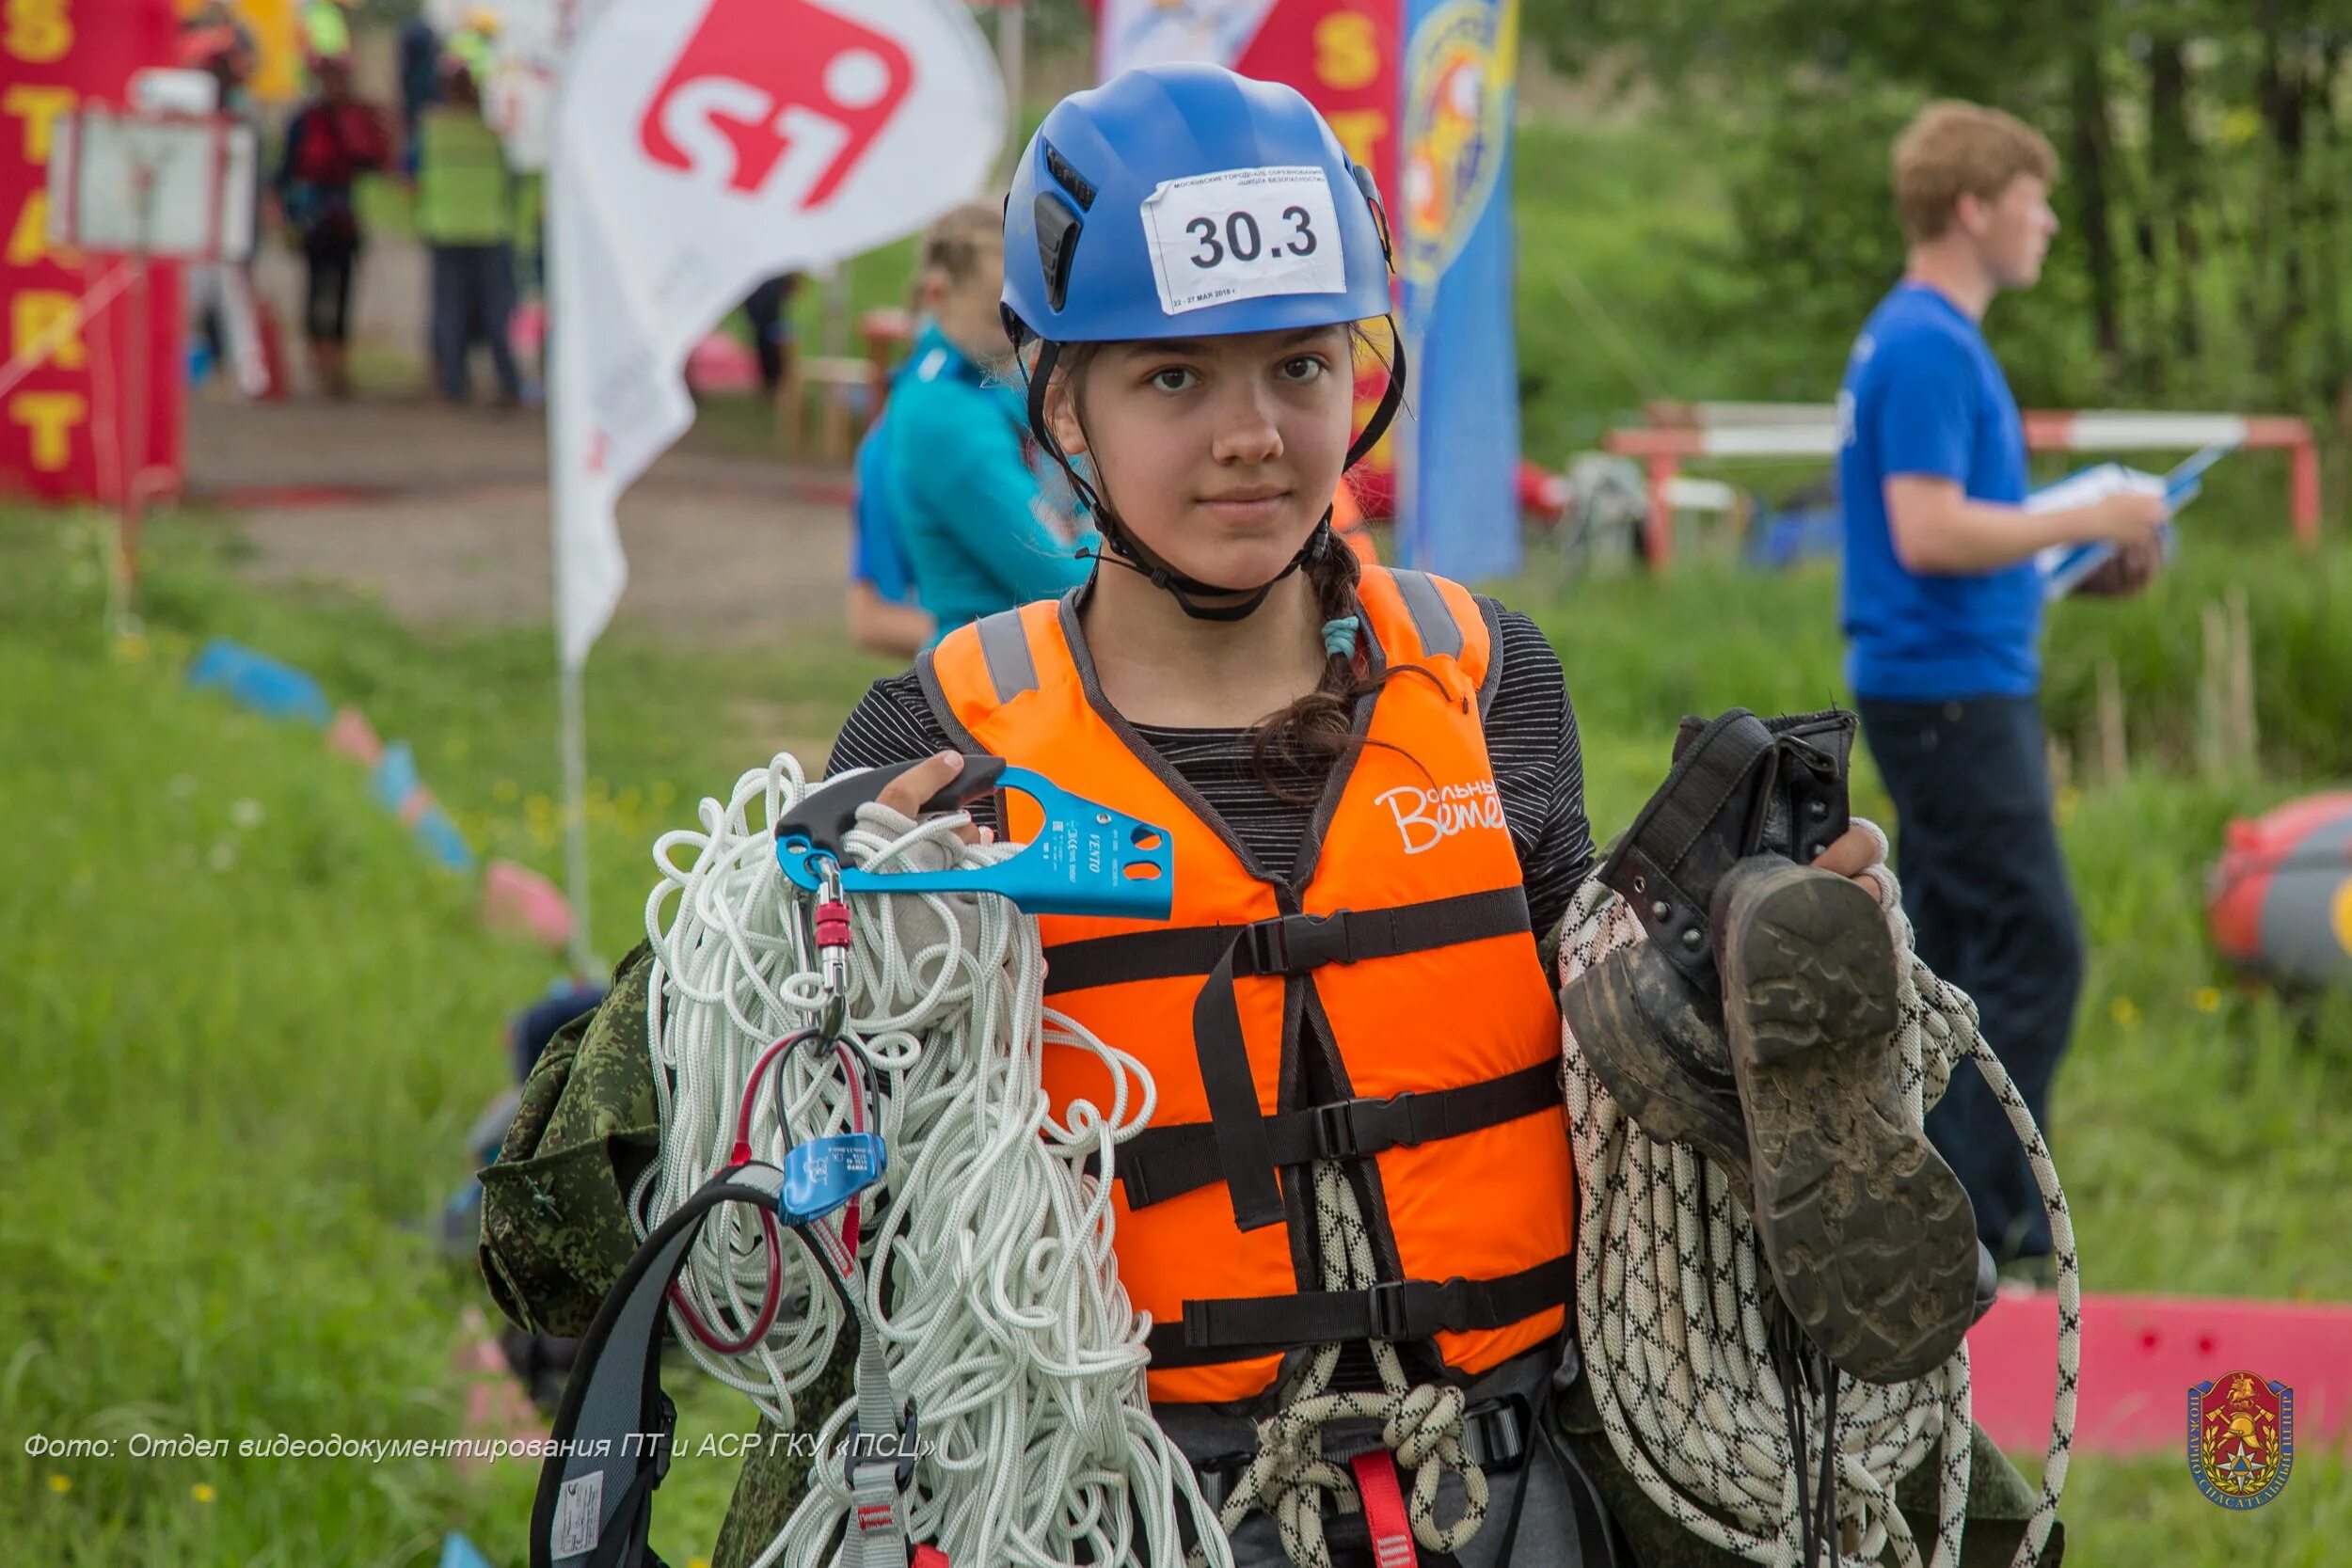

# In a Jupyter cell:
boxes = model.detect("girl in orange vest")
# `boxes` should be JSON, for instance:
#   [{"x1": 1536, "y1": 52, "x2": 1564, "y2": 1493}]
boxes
[{"x1": 825, "y1": 63, "x2": 1973, "y2": 1568}]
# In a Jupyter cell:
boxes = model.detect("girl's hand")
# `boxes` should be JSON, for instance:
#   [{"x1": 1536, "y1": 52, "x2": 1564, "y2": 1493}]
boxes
[
  {"x1": 873, "y1": 751, "x2": 989, "y2": 846},
  {"x1": 1810, "y1": 823, "x2": 1882, "y2": 903}
]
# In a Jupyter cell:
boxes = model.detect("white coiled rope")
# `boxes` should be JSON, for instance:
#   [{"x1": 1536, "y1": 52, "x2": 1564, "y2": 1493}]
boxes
[
  {"x1": 1558, "y1": 820, "x2": 2079, "y2": 1568},
  {"x1": 636, "y1": 753, "x2": 1231, "y2": 1568}
]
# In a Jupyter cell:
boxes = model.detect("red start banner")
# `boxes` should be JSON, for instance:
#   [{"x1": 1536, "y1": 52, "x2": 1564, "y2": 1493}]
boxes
[{"x1": 1, "y1": 0, "x2": 183, "y2": 504}]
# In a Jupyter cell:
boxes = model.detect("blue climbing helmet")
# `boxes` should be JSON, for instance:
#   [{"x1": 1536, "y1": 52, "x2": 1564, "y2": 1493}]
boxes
[
  {"x1": 999, "y1": 63, "x2": 1407, "y2": 620},
  {"x1": 1003, "y1": 63, "x2": 1396, "y2": 344}
]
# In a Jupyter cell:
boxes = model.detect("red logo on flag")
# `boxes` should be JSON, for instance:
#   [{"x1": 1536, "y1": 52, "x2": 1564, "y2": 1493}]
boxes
[{"x1": 639, "y1": 0, "x2": 914, "y2": 208}]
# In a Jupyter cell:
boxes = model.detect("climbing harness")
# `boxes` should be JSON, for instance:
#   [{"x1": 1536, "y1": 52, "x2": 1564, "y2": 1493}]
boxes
[
  {"x1": 1185, "y1": 1155, "x2": 1490, "y2": 1568},
  {"x1": 532, "y1": 753, "x2": 1224, "y2": 1568},
  {"x1": 1558, "y1": 823, "x2": 2081, "y2": 1568}
]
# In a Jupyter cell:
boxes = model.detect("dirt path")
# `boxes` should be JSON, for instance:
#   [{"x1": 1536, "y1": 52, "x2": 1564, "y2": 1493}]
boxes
[{"x1": 189, "y1": 394, "x2": 857, "y2": 644}]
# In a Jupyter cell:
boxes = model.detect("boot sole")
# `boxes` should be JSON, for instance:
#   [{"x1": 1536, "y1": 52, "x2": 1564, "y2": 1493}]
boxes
[
  {"x1": 1561, "y1": 948, "x2": 1753, "y2": 1206},
  {"x1": 1722, "y1": 865, "x2": 1979, "y2": 1385}
]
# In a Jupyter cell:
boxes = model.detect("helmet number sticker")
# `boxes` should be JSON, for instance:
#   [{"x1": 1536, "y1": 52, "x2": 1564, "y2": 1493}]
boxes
[{"x1": 1139, "y1": 166, "x2": 1348, "y2": 317}]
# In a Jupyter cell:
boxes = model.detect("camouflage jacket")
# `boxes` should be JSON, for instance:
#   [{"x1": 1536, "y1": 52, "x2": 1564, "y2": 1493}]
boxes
[{"x1": 477, "y1": 941, "x2": 855, "y2": 1568}]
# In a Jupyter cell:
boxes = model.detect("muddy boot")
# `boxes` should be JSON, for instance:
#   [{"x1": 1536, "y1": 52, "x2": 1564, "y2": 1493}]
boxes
[
  {"x1": 1713, "y1": 855, "x2": 1980, "y2": 1384},
  {"x1": 1562, "y1": 708, "x2": 1979, "y2": 1385},
  {"x1": 1563, "y1": 707, "x2": 1856, "y2": 1211}
]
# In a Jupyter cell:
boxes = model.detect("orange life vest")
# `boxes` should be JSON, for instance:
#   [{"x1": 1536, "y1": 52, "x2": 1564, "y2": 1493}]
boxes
[{"x1": 921, "y1": 566, "x2": 1576, "y2": 1404}]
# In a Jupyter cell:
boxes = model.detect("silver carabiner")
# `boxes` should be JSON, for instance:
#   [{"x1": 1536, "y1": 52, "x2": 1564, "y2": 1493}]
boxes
[{"x1": 810, "y1": 854, "x2": 851, "y2": 1043}]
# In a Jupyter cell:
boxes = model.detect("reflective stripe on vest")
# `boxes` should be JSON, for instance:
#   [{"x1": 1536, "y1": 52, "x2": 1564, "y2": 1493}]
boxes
[{"x1": 920, "y1": 566, "x2": 1576, "y2": 1404}]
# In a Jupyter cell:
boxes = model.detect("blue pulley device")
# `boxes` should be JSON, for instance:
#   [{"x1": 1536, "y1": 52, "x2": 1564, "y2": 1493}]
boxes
[{"x1": 774, "y1": 755, "x2": 1172, "y2": 920}]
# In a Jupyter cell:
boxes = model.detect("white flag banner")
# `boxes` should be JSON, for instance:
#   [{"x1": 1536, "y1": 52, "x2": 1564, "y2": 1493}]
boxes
[
  {"x1": 549, "y1": 0, "x2": 1003, "y2": 668},
  {"x1": 1096, "y1": 0, "x2": 1278, "y2": 76}
]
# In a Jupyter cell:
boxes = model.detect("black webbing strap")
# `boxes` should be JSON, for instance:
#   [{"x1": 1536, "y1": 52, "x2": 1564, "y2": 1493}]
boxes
[
  {"x1": 1602, "y1": 709, "x2": 1775, "y2": 888},
  {"x1": 1042, "y1": 885, "x2": 1532, "y2": 997},
  {"x1": 1145, "y1": 1254, "x2": 1575, "y2": 1368},
  {"x1": 533, "y1": 1164, "x2": 787, "y2": 1568},
  {"x1": 1184, "y1": 887, "x2": 1534, "y2": 1232},
  {"x1": 1114, "y1": 1060, "x2": 1562, "y2": 1210},
  {"x1": 1597, "y1": 709, "x2": 1776, "y2": 987}
]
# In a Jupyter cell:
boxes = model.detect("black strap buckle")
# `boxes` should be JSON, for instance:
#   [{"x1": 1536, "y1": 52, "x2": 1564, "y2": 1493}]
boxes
[
  {"x1": 1309, "y1": 1090, "x2": 1424, "y2": 1159},
  {"x1": 1310, "y1": 1099, "x2": 1359, "y2": 1159},
  {"x1": 844, "y1": 1399, "x2": 922, "y2": 1490},
  {"x1": 1244, "y1": 910, "x2": 1357, "y2": 975},
  {"x1": 650, "y1": 1392, "x2": 677, "y2": 1484},
  {"x1": 1461, "y1": 1393, "x2": 1531, "y2": 1473},
  {"x1": 1192, "y1": 1449, "x2": 1252, "y2": 1513},
  {"x1": 1119, "y1": 1152, "x2": 1163, "y2": 1211},
  {"x1": 1367, "y1": 1279, "x2": 1412, "y2": 1341}
]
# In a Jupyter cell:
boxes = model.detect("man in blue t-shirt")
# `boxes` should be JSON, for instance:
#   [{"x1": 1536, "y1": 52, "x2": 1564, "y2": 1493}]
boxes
[{"x1": 1837, "y1": 101, "x2": 2169, "y2": 1279}]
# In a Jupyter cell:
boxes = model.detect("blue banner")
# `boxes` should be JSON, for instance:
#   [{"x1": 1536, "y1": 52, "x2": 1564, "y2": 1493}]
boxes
[{"x1": 1395, "y1": 0, "x2": 1520, "y2": 583}]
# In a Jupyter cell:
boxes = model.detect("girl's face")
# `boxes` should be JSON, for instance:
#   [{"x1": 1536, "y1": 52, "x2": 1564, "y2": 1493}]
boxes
[{"x1": 1046, "y1": 325, "x2": 1355, "y2": 591}]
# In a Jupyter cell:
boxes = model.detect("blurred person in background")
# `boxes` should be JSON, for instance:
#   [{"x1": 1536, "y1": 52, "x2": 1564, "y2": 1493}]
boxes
[
  {"x1": 298, "y1": 0, "x2": 357, "y2": 76},
  {"x1": 276, "y1": 51, "x2": 392, "y2": 399},
  {"x1": 181, "y1": 23, "x2": 271, "y2": 399},
  {"x1": 871, "y1": 201, "x2": 1094, "y2": 647},
  {"x1": 398, "y1": 8, "x2": 443, "y2": 175},
  {"x1": 1837, "y1": 100, "x2": 2169, "y2": 1284},
  {"x1": 416, "y1": 57, "x2": 523, "y2": 407},
  {"x1": 843, "y1": 401, "x2": 936, "y2": 658},
  {"x1": 741, "y1": 273, "x2": 802, "y2": 401},
  {"x1": 180, "y1": 0, "x2": 256, "y2": 73},
  {"x1": 448, "y1": 7, "x2": 501, "y2": 86}
]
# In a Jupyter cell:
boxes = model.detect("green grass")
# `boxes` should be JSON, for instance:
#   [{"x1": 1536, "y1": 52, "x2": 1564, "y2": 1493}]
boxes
[{"x1": 3, "y1": 505, "x2": 2346, "y2": 1564}]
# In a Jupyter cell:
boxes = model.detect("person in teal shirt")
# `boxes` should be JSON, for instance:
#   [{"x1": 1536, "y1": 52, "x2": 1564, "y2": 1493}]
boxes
[{"x1": 876, "y1": 202, "x2": 1093, "y2": 645}]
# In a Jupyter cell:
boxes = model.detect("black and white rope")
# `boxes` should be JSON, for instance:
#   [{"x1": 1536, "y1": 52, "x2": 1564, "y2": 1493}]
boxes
[
  {"x1": 1198, "y1": 1157, "x2": 1491, "y2": 1568},
  {"x1": 1557, "y1": 820, "x2": 2079, "y2": 1568}
]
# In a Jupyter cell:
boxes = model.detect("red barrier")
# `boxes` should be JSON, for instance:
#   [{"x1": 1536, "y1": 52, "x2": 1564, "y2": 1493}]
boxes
[{"x1": 1966, "y1": 1290, "x2": 2352, "y2": 1457}]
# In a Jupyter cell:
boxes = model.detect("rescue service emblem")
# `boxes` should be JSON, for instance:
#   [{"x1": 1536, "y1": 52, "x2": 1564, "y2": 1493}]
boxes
[{"x1": 2188, "y1": 1369, "x2": 2294, "y2": 1509}]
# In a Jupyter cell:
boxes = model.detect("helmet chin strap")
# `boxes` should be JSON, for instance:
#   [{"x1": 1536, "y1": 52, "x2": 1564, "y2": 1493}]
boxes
[
  {"x1": 1086, "y1": 513, "x2": 1328, "y2": 622},
  {"x1": 1020, "y1": 329, "x2": 1407, "y2": 624}
]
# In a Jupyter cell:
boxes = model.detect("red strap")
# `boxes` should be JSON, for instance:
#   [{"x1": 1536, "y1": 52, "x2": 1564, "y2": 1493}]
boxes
[
  {"x1": 1349, "y1": 1449, "x2": 1419, "y2": 1568},
  {"x1": 909, "y1": 1548, "x2": 950, "y2": 1568}
]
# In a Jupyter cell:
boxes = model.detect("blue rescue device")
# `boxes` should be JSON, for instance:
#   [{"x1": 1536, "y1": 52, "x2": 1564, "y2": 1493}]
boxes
[
  {"x1": 774, "y1": 755, "x2": 1173, "y2": 920},
  {"x1": 779, "y1": 1133, "x2": 887, "y2": 1225}
]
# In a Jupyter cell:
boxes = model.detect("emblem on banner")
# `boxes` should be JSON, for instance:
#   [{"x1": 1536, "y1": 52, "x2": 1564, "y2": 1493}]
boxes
[
  {"x1": 640, "y1": 0, "x2": 914, "y2": 208},
  {"x1": 2188, "y1": 1369, "x2": 2294, "y2": 1509},
  {"x1": 1399, "y1": 0, "x2": 1513, "y2": 288}
]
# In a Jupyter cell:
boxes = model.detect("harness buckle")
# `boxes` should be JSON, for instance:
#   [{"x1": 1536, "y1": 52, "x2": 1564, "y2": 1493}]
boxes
[
  {"x1": 844, "y1": 1399, "x2": 922, "y2": 1491},
  {"x1": 1460, "y1": 1393, "x2": 1531, "y2": 1473},
  {"x1": 1366, "y1": 1279, "x2": 1413, "y2": 1342},
  {"x1": 1192, "y1": 1449, "x2": 1251, "y2": 1513},
  {"x1": 1310, "y1": 1099, "x2": 1359, "y2": 1159},
  {"x1": 650, "y1": 1391, "x2": 677, "y2": 1484}
]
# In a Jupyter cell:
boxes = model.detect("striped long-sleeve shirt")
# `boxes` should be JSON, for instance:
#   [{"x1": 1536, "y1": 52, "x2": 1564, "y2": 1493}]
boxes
[{"x1": 823, "y1": 596, "x2": 1594, "y2": 945}]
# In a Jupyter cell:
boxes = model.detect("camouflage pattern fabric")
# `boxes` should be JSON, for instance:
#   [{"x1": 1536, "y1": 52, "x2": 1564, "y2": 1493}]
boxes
[
  {"x1": 476, "y1": 942, "x2": 854, "y2": 1568},
  {"x1": 477, "y1": 942, "x2": 663, "y2": 1338},
  {"x1": 479, "y1": 945, "x2": 2060, "y2": 1568}
]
